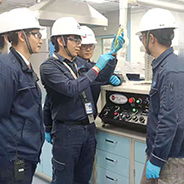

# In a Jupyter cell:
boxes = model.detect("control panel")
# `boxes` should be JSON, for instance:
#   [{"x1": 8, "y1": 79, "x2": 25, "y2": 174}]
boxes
[{"x1": 99, "y1": 91, "x2": 149, "y2": 132}]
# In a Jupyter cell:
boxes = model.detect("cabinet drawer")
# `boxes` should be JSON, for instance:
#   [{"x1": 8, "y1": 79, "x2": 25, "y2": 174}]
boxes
[
  {"x1": 96, "y1": 131, "x2": 130, "y2": 158},
  {"x1": 97, "y1": 166, "x2": 129, "y2": 184},
  {"x1": 42, "y1": 142, "x2": 52, "y2": 177},
  {"x1": 97, "y1": 149, "x2": 129, "y2": 177},
  {"x1": 135, "y1": 162, "x2": 144, "y2": 184},
  {"x1": 134, "y1": 141, "x2": 146, "y2": 164}
]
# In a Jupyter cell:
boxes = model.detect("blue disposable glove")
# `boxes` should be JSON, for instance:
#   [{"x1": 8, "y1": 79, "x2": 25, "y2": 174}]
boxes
[
  {"x1": 111, "y1": 32, "x2": 124, "y2": 54},
  {"x1": 146, "y1": 160, "x2": 161, "y2": 179},
  {"x1": 109, "y1": 75, "x2": 121, "y2": 86},
  {"x1": 95, "y1": 53, "x2": 114, "y2": 71},
  {"x1": 45, "y1": 132, "x2": 52, "y2": 144}
]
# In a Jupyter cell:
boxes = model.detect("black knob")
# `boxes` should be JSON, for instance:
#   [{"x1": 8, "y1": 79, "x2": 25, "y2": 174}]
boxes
[
  {"x1": 125, "y1": 114, "x2": 131, "y2": 120},
  {"x1": 143, "y1": 99, "x2": 149, "y2": 106},
  {"x1": 103, "y1": 109, "x2": 109, "y2": 116},
  {"x1": 113, "y1": 113, "x2": 119, "y2": 120},
  {"x1": 139, "y1": 116, "x2": 145, "y2": 123},
  {"x1": 132, "y1": 115, "x2": 138, "y2": 122},
  {"x1": 119, "y1": 113, "x2": 126, "y2": 121}
]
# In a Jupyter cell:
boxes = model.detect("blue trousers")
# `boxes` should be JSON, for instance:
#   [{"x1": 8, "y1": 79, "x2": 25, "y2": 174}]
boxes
[
  {"x1": 51, "y1": 122, "x2": 97, "y2": 184},
  {"x1": 0, "y1": 159, "x2": 36, "y2": 184}
]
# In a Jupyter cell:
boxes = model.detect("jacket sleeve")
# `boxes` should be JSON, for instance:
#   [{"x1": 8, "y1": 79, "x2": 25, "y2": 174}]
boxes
[
  {"x1": 149, "y1": 71, "x2": 178, "y2": 167},
  {"x1": 95, "y1": 59, "x2": 117, "y2": 83},
  {"x1": 0, "y1": 62, "x2": 17, "y2": 118},
  {"x1": 43, "y1": 95, "x2": 53, "y2": 133},
  {"x1": 86, "y1": 59, "x2": 117, "y2": 84},
  {"x1": 40, "y1": 60, "x2": 98, "y2": 98}
]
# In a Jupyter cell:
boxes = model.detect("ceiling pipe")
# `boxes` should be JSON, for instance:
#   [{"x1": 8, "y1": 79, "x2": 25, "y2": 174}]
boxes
[
  {"x1": 128, "y1": 0, "x2": 184, "y2": 12},
  {"x1": 119, "y1": 0, "x2": 128, "y2": 56}
]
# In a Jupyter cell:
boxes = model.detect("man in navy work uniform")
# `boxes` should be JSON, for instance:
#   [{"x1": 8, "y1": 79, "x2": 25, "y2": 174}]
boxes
[
  {"x1": 0, "y1": 12, "x2": 9, "y2": 55},
  {"x1": 44, "y1": 25, "x2": 123, "y2": 143},
  {"x1": 40, "y1": 17, "x2": 124, "y2": 184},
  {"x1": 0, "y1": 8, "x2": 44, "y2": 184},
  {"x1": 78, "y1": 26, "x2": 122, "y2": 108},
  {"x1": 137, "y1": 8, "x2": 184, "y2": 183}
]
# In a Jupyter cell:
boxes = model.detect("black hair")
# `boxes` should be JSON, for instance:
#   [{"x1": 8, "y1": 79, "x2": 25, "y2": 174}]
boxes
[
  {"x1": 150, "y1": 28, "x2": 174, "y2": 47},
  {"x1": 8, "y1": 28, "x2": 38, "y2": 46},
  {"x1": 51, "y1": 35, "x2": 69, "y2": 53},
  {"x1": 0, "y1": 35, "x2": 5, "y2": 49}
]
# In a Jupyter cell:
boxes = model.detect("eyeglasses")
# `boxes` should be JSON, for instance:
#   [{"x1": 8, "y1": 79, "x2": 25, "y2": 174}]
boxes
[
  {"x1": 81, "y1": 44, "x2": 95, "y2": 50},
  {"x1": 27, "y1": 32, "x2": 42, "y2": 40},
  {"x1": 67, "y1": 37, "x2": 82, "y2": 45}
]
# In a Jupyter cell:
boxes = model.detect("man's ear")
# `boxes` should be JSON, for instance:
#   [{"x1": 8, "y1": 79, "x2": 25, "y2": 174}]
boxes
[
  {"x1": 57, "y1": 37, "x2": 64, "y2": 48},
  {"x1": 149, "y1": 34, "x2": 156, "y2": 44},
  {"x1": 17, "y1": 32, "x2": 26, "y2": 43},
  {"x1": 4, "y1": 34, "x2": 9, "y2": 43}
]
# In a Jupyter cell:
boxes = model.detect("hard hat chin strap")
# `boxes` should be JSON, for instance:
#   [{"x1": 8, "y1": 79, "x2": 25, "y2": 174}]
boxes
[
  {"x1": 146, "y1": 31, "x2": 151, "y2": 56},
  {"x1": 22, "y1": 30, "x2": 33, "y2": 55},
  {"x1": 61, "y1": 36, "x2": 75, "y2": 59}
]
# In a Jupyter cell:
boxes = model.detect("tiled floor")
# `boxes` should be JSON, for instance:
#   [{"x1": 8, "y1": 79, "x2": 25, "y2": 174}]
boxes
[{"x1": 32, "y1": 176, "x2": 50, "y2": 184}]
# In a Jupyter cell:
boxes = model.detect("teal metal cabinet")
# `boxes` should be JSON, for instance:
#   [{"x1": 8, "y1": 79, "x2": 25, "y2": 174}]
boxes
[
  {"x1": 96, "y1": 131, "x2": 130, "y2": 158},
  {"x1": 36, "y1": 141, "x2": 52, "y2": 178},
  {"x1": 134, "y1": 141, "x2": 146, "y2": 184},
  {"x1": 42, "y1": 142, "x2": 52, "y2": 177},
  {"x1": 96, "y1": 131, "x2": 130, "y2": 183},
  {"x1": 36, "y1": 130, "x2": 146, "y2": 184},
  {"x1": 97, "y1": 166, "x2": 129, "y2": 184},
  {"x1": 36, "y1": 151, "x2": 43, "y2": 173}
]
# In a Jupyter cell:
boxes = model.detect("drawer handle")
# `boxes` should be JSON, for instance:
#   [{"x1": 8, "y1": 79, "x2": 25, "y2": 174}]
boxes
[
  {"x1": 105, "y1": 157, "x2": 117, "y2": 163},
  {"x1": 105, "y1": 139, "x2": 117, "y2": 144},
  {"x1": 106, "y1": 175, "x2": 118, "y2": 182}
]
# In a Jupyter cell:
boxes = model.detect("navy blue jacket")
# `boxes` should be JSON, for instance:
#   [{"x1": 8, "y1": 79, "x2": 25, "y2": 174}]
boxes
[
  {"x1": 40, "y1": 53, "x2": 117, "y2": 131},
  {"x1": 0, "y1": 47, "x2": 44, "y2": 163},
  {"x1": 147, "y1": 47, "x2": 184, "y2": 167}
]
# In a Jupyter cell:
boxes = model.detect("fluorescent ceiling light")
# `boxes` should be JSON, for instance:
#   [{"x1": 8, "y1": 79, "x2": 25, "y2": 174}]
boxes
[{"x1": 86, "y1": 0, "x2": 110, "y2": 4}]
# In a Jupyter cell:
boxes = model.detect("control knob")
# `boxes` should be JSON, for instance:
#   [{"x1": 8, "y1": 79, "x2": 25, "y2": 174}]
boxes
[
  {"x1": 143, "y1": 98, "x2": 149, "y2": 106},
  {"x1": 132, "y1": 115, "x2": 138, "y2": 122},
  {"x1": 103, "y1": 109, "x2": 110, "y2": 117},
  {"x1": 125, "y1": 114, "x2": 131, "y2": 120},
  {"x1": 139, "y1": 116, "x2": 145, "y2": 124},
  {"x1": 113, "y1": 112, "x2": 119, "y2": 120}
]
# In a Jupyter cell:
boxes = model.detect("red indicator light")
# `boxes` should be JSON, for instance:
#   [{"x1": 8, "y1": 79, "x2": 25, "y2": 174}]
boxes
[{"x1": 129, "y1": 97, "x2": 135, "y2": 104}]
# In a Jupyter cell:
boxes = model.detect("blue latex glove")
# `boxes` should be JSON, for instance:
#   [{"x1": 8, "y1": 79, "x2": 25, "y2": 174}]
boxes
[
  {"x1": 111, "y1": 32, "x2": 125, "y2": 54},
  {"x1": 95, "y1": 53, "x2": 114, "y2": 71},
  {"x1": 45, "y1": 132, "x2": 52, "y2": 144},
  {"x1": 109, "y1": 75, "x2": 121, "y2": 86},
  {"x1": 146, "y1": 160, "x2": 161, "y2": 179}
]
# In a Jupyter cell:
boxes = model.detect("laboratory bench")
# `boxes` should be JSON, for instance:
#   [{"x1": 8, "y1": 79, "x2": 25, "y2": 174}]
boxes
[{"x1": 36, "y1": 118, "x2": 146, "y2": 184}]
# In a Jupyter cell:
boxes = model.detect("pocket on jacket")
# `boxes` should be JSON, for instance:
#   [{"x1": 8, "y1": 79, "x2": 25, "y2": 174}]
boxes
[
  {"x1": 162, "y1": 82, "x2": 175, "y2": 111},
  {"x1": 52, "y1": 157, "x2": 65, "y2": 172},
  {"x1": 21, "y1": 120, "x2": 41, "y2": 150}
]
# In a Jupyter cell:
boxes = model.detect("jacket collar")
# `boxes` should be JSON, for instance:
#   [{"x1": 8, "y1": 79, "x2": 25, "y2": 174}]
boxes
[
  {"x1": 10, "y1": 47, "x2": 31, "y2": 72},
  {"x1": 54, "y1": 52, "x2": 77, "y2": 64},
  {"x1": 152, "y1": 47, "x2": 174, "y2": 70}
]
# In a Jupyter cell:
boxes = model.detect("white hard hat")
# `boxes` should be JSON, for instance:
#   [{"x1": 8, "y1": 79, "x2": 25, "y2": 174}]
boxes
[
  {"x1": 0, "y1": 12, "x2": 9, "y2": 34},
  {"x1": 51, "y1": 17, "x2": 82, "y2": 37},
  {"x1": 7, "y1": 8, "x2": 41, "y2": 32},
  {"x1": 81, "y1": 26, "x2": 97, "y2": 44},
  {"x1": 136, "y1": 8, "x2": 177, "y2": 35}
]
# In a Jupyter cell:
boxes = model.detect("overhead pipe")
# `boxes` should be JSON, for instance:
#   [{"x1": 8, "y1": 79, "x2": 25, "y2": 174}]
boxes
[
  {"x1": 119, "y1": 0, "x2": 129, "y2": 58},
  {"x1": 128, "y1": 0, "x2": 184, "y2": 12}
]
